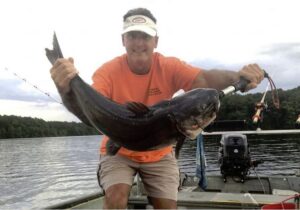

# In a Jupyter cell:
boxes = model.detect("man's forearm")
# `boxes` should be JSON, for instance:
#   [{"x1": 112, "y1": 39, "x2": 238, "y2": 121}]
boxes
[{"x1": 192, "y1": 69, "x2": 240, "y2": 91}]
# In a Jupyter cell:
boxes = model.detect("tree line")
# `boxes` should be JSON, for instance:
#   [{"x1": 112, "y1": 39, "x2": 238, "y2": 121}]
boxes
[
  {"x1": 0, "y1": 86, "x2": 299, "y2": 139},
  {"x1": 0, "y1": 115, "x2": 98, "y2": 139}
]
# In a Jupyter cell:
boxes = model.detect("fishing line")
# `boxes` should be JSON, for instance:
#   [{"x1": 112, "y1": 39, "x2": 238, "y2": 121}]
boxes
[
  {"x1": 261, "y1": 82, "x2": 270, "y2": 103},
  {"x1": 252, "y1": 167, "x2": 266, "y2": 194},
  {"x1": 2, "y1": 67, "x2": 63, "y2": 104},
  {"x1": 264, "y1": 72, "x2": 280, "y2": 109}
]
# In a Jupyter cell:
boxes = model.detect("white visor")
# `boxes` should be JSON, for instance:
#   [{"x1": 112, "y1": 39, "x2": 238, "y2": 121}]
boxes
[{"x1": 122, "y1": 15, "x2": 157, "y2": 37}]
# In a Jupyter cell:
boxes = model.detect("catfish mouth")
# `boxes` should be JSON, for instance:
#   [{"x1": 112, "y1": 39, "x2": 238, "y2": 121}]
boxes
[
  {"x1": 177, "y1": 102, "x2": 219, "y2": 139},
  {"x1": 183, "y1": 114, "x2": 216, "y2": 139}
]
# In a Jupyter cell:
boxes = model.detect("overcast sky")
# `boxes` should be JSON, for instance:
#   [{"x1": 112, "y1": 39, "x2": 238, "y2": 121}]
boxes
[{"x1": 0, "y1": 0, "x2": 299, "y2": 122}]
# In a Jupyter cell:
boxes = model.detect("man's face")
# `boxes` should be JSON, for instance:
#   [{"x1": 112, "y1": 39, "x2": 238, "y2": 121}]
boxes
[{"x1": 122, "y1": 31, "x2": 158, "y2": 74}]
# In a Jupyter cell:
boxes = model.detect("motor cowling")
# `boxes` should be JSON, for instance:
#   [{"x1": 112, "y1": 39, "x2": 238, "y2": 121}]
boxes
[{"x1": 218, "y1": 134, "x2": 251, "y2": 182}]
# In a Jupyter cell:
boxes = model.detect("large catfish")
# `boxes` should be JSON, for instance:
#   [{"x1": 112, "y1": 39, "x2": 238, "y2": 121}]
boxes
[{"x1": 46, "y1": 33, "x2": 220, "y2": 157}]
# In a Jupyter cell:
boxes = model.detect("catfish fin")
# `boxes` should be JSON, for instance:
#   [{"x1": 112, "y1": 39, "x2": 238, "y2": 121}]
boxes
[
  {"x1": 45, "y1": 32, "x2": 64, "y2": 65},
  {"x1": 174, "y1": 137, "x2": 186, "y2": 159},
  {"x1": 106, "y1": 139, "x2": 121, "y2": 155},
  {"x1": 125, "y1": 102, "x2": 150, "y2": 116}
]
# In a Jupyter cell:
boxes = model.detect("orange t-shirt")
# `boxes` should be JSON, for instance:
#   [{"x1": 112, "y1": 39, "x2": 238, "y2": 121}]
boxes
[{"x1": 92, "y1": 52, "x2": 202, "y2": 163}]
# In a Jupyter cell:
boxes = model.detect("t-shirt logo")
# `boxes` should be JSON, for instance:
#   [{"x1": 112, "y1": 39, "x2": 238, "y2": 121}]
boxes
[{"x1": 148, "y1": 88, "x2": 162, "y2": 96}]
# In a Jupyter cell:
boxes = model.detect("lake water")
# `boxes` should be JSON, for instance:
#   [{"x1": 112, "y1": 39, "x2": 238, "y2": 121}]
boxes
[{"x1": 0, "y1": 135, "x2": 299, "y2": 209}]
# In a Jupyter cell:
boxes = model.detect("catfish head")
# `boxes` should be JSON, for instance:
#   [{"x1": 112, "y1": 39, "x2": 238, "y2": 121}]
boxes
[{"x1": 171, "y1": 88, "x2": 220, "y2": 139}]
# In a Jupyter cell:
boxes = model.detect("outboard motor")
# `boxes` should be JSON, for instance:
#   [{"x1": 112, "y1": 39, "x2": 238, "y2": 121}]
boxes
[{"x1": 218, "y1": 134, "x2": 253, "y2": 183}]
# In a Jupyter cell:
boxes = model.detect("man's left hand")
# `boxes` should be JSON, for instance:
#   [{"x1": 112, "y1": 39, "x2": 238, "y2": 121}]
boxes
[{"x1": 238, "y1": 64, "x2": 265, "y2": 92}]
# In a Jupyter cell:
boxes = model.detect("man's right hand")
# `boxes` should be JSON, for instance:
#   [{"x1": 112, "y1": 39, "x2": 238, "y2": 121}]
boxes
[{"x1": 50, "y1": 57, "x2": 78, "y2": 94}]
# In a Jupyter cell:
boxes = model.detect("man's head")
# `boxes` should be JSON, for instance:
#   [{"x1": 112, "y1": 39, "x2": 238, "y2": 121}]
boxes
[
  {"x1": 122, "y1": 8, "x2": 157, "y2": 37},
  {"x1": 122, "y1": 8, "x2": 159, "y2": 74}
]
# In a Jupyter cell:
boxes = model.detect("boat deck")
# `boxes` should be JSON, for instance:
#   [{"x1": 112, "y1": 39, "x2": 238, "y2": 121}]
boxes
[
  {"x1": 47, "y1": 175, "x2": 300, "y2": 209},
  {"x1": 58, "y1": 191, "x2": 295, "y2": 209}
]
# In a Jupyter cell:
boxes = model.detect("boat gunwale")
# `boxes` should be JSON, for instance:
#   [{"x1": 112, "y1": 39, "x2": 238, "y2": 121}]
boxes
[{"x1": 45, "y1": 191, "x2": 103, "y2": 209}]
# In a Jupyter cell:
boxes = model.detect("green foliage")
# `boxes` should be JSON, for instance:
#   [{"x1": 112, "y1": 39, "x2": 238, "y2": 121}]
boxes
[
  {"x1": 0, "y1": 115, "x2": 99, "y2": 139},
  {"x1": 214, "y1": 86, "x2": 300, "y2": 130}
]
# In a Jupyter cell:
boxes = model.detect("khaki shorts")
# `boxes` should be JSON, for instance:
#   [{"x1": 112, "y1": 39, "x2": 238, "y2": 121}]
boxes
[{"x1": 97, "y1": 152, "x2": 179, "y2": 200}]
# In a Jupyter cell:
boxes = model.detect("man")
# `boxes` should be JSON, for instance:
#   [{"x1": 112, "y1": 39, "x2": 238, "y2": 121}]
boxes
[{"x1": 50, "y1": 8, "x2": 264, "y2": 209}]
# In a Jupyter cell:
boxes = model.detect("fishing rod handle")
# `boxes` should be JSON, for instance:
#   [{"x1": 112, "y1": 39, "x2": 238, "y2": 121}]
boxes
[
  {"x1": 219, "y1": 69, "x2": 269, "y2": 98},
  {"x1": 232, "y1": 69, "x2": 269, "y2": 93},
  {"x1": 219, "y1": 77, "x2": 249, "y2": 98},
  {"x1": 232, "y1": 77, "x2": 249, "y2": 92}
]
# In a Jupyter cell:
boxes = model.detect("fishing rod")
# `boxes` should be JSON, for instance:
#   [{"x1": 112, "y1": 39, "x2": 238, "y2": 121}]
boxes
[
  {"x1": 252, "y1": 82, "x2": 270, "y2": 125},
  {"x1": 2, "y1": 67, "x2": 62, "y2": 104},
  {"x1": 219, "y1": 72, "x2": 279, "y2": 109},
  {"x1": 220, "y1": 74, "x2": 261, "y2": 97},
  {"x1": 219, "y1": 78, "x2": 247, "y2": 97}
]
